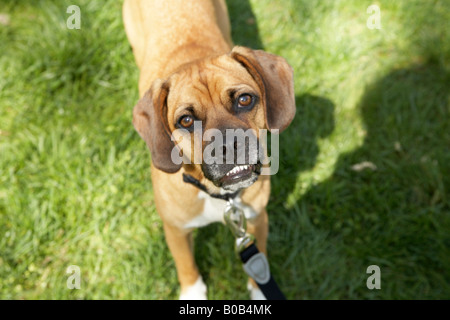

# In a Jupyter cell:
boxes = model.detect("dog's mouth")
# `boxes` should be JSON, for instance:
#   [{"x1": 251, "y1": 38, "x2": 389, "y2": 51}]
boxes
[
  {"x1": 220, "y1": 163, "x2": 256, "y2": 183},
  {"x1": 215, "y1": 162, "x2": 262, "y2": 191}
]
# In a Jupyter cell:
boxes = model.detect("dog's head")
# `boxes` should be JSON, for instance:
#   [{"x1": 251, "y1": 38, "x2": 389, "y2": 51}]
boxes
[{"x1": 133, "y1": 46, "x2": 295, "y2": 192}]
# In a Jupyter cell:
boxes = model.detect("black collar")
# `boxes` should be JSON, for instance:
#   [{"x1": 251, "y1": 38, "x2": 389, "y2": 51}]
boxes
[{"x1": 182, "y1": 173, "x2": 239, "y2": 201}]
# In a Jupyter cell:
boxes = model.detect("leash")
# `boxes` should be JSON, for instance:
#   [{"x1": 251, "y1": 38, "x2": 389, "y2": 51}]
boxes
[
  {"x1": 183, "y1": 173, "x2": 286, "y2": 300},
  {"x1": 224, "y1": 198, "x2": 286, "y2": 300}
]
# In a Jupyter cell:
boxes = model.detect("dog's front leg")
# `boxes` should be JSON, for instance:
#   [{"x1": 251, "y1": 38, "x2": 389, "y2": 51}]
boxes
[{"x1": 163, "y1": 223, "x2": 207, "y2": 300}]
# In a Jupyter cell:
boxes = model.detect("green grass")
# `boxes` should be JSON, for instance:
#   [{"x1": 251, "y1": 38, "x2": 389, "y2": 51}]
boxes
[{"x1": 1, "y1": 0, "x2": 449, "y2": 299}]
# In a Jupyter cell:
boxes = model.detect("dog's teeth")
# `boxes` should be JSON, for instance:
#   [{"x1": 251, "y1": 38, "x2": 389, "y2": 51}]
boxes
[{"x1": 226, "y1": 164, "x2": 252, "y2": 177}]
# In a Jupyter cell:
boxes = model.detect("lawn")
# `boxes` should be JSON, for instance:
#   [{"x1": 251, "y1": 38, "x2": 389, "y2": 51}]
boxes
[{"x1": 0, "y1": 0, "x2": 449, "y2": 299}]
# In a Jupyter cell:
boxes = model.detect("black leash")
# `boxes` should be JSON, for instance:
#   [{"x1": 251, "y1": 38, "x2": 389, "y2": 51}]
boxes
[
  {"x1": 183, "y1": 173, "x2": 286, "y2": 300},
  {"x1": 240, "y1": 243, "x2": 286, "y2": 300}
]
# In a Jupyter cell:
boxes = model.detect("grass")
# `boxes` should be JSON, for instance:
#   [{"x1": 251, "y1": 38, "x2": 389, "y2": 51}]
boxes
[{"x1": 0, "y1": 0, "x2": 449, "y2": 299}]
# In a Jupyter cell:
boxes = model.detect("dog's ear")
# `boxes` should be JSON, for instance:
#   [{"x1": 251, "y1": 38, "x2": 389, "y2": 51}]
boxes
[
  {"x1": 133, "y1": 79, "x2": 181, "y2": 173},
  {"x1": 230, "y1": 46, "x2": 296, "y2": 133}
]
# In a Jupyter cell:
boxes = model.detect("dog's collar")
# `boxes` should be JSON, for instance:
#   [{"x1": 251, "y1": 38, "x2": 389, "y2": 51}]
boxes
[{"x1": 182, "y1": 173, "x2": 239, "y2": 201}]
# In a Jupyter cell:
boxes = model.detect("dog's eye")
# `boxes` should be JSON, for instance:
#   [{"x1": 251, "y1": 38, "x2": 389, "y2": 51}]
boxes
[
  {"x1": 237, "y1": 94, "x2": 253, "y2": 108},
  {"x1": 178, "y1": 115, "x2": 194, "y2": 128}
]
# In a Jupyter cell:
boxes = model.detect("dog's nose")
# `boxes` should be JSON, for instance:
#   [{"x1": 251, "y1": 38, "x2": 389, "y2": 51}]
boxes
[
  {"x1": 222, "y1": 140, "x2": 238, "y2": 155},
  {"x1": 221, "y1": 136, "x2": 240, "y2": 162},
  {"x1": 203, "y1": 126, "x2": 259, "y2": 165}
]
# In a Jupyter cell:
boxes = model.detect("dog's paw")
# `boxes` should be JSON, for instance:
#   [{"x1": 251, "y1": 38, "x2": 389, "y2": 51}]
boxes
[
  {"x1": 247, "y1": 282, "x2": 266, "y2": 300},
  {"x1": 179, "y1": 276, "x2": 207, "y2": 300}
]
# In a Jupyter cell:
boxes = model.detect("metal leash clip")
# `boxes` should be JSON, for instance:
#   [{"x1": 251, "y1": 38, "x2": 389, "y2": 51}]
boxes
[{"x1": 224, "y1": 198, "x2": 254, "y2": 252}]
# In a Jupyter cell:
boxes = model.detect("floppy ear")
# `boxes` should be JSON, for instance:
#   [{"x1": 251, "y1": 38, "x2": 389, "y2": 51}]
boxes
[
  {"x1": 230, "y1": 46, "x2": 296, "y2": 133},
  {"x1": 133, "y1": 79, "x2": 181, "y2": 173}
]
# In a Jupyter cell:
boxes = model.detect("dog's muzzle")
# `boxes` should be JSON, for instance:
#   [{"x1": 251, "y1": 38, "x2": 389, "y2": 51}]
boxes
[{"x1": 201, "y1": 128, "x2": 262, "y2": 192}]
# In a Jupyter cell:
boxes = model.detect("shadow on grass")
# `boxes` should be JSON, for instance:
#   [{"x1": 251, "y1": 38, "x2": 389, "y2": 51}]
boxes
[
  {"x1": 271, "y1": 95, "x2": 335, "y2": 207},
  {"x1": 294, "y1": 61, "x2": 450, "y2": 299},
  {"x1": 227, "y1": 0, "x2": 264, "y2": 50}
]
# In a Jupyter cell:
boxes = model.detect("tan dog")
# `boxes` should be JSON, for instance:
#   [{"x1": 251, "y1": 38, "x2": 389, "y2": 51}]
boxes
[{"x1": 123, "y1": 0, "x2": 295, "y2": 299}]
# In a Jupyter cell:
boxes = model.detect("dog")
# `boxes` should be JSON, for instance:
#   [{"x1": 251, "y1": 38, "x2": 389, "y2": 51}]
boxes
[{"x1": 123, "y1": 0, "x2": 295, "y2": 299}]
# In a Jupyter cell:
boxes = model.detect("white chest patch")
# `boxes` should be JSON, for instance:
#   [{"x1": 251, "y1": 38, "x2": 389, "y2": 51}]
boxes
[{"x1": 183, "y1": 191, "x2": 259, "y2": 229}]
